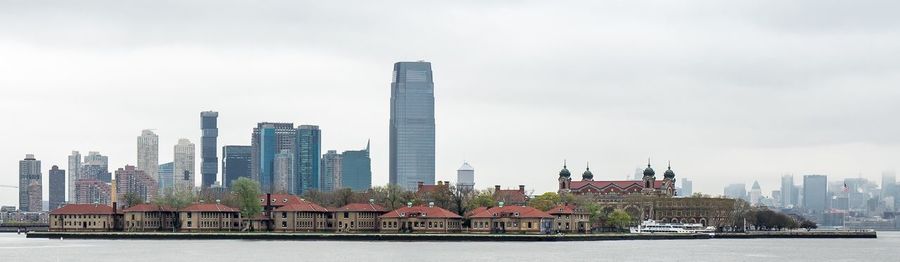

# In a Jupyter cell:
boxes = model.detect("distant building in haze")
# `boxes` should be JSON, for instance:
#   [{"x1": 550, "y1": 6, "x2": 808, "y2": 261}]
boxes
[
  {"x1": 341, "y1": 141, "x2": 371, "y2": 192},
  {"x1": 296, "y1": 125, "x2": 321, "y2": 194},
  {"x1": 200, "y1": 111, "x2": 219, "y2": 188},
  {"x1": 273, "y1": 149, "x2": 294, "y2": 193},
  {"x1": 158, "y1": 162, "x2": 174, "y2": 193},
  {"x1": 320, "y1": 150, "x2": 343, "y2": 193},
  {"x1": 137, "y1": 129, "x2": 159, "y2": 183},
  {"x1": 389, "y1": 61, "x2": 436, "y2": 191},
  {"x1": 49, "y1": 165, "x2": 65, "y2": 211},
  {"x1": 780, "y1": 175, "x2": 795, "y2": 208},
  {"x1": 67, "y1": 151, "x2": 81, "y2": 203},
  {"x1": 222, "y1": 145, "x2": 252, "y2": 188},
  {"x1": 680, "y1": 178, "x2": 693, "y2": 196},
  {"x1": 115, "y1": 165, "x2": 158, "y2": 206},
  {"x1": 456, "y1": 162, "x2": 475, "y2": 192},
  {"x1": 724, "y1": 183, "x2": 747, "y2": 201},
  {"x1": 174, "y1": 139, "x2": 196, "y2": 191},
  {"x1": 750, "y1": 181, "x2": 762, "y2": 206},
  {"x1": 803, "y1": 175, "x2": 828, "y2": 214},
  {"x1": 252, "y1": 123, "x2": 295, "y2": 194},
  {"x1": 19, "y1": 154, "x2": 42, "y2": 212}
]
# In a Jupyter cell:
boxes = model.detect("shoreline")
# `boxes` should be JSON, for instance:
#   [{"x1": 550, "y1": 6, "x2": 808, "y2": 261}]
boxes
[{"x1": 25, "y1": 231, "x2": 876, "y2": 241}]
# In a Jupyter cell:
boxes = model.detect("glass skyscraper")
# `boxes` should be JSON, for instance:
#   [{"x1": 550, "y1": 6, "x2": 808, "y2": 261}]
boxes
[
  {"x1": 803, "y1": 175, "x2": 828, "y2": 214},
  {"x1": 200, "y1": 111, "x2": 219, "y2": 188},
  {"x1": 320, "y1": 150, "x2": 342, "y2": 193},
  {"x1": 49, "y1": 165, "x2": 65, "y2": 211},
  {"x1": 341, "y1": 141, "x2": 371, "y2": 192},
  {"x1": 158, "y1": 162, "x2": 174, "y2": 193},
  {"x1": 389, "y1": 61, "x2": 436, "y2": 191},
  {"x1": 259, "y1": 125, "x2": 277, "y2": 193},
  {"x1": 251, "y1": 123, "x2": 295, "y2": 193},
  {"x1": 296, "y1": 125, "x2": 321, "y2": 194},
  {"x1": 222, "y1": 145, "x2": 252, "y2": 188}
]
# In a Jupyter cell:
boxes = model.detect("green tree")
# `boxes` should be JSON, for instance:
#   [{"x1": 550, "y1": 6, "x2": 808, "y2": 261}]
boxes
[
  {"x1": 607, "y1": 209, "x2": 632, "y2": 231},
  {"x1": 122, "y1": 192, "x2": 144, "y2": 207},
  {"x1": 527, "y1": 192, "x2": 561, "y2": 211},
  {"x1": 232, "y1": 177, "x2": 262, "y2": 219},
  {"x1": 467, "y1": 190, "x2": 496, "y2": 210},
  {"x1": 154, "y1": 187, "x2": 194, "y2": 209}
]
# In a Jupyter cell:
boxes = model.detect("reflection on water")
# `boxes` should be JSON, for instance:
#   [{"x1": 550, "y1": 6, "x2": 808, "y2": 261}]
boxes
[{"x1": 2, "y1": 232, "x2": 897, "y2": 262}]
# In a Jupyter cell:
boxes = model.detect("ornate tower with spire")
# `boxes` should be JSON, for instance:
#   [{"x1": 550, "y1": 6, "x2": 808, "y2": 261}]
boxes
[
  {"x1": 581, "y1": 163, "x2": 594, "y2": 181},
  {"x1": 557, "y1": 161, "x2": 572, "y2": 193},
  {"x1": 642, "y1": 159, "x2": 656, "y2": 194},
  {"x1": 662, "y1": 161, "x2": 676, "y2": 196}
]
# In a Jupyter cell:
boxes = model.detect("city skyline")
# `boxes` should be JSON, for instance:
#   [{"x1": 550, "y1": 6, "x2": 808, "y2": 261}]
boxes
[{"x1": 4, "y1": 1, "x2": 900, "y2": 205}]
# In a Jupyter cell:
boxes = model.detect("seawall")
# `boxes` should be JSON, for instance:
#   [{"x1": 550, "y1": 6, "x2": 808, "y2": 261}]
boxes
[{"x1": 26, "y1": 231, "x2": 876, "y2": 241}]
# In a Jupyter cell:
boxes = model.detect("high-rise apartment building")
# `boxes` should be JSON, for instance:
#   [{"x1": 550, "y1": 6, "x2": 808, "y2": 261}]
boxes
[
  {"x1": 74, "y1": 179, "x2": 111, "y2": 205},
  {"x1": 456, "y1": 162, "x2": 475, "y2": 192},
  {"x1": 115, "y1": 165, "x2": 158, "y2": 206},
  {"x1": 67, "y1": 151, "x2": 81, "y2": 203},
  {"x1": 780, "y1": 175, "x2": 795, "y2": 208},
  {"x1": 341, "y1": 141, "x2": 371, "y2": 192},
  {"x1": 19, "y1": 154, "x2": 42, "y2": 212},
  {"x1": 49, "y1": 165, "x2": 65, "y2": 211},
  {"x1": 137, "y1": 129, "x2": 159, "y2": 183},
  {"x1": 803, "y1": 175, "x2": 828, "y2": 214},
  {"x1": 174, "y1": 138, "x2": 196, "y2": 191},
  {"x1": 82, "y1": 151, "x2": 110, "y2": 182},
  {"x1": 274, "y1": 149, "x2": 294, "y2": 193},
  {"x1": 389, "y1": 61, "x2": 436, "y2": 191},
  {"x1": 222, "y1": 145, "x2": 252, "y2": 188},
  {"x1": 320, "y1": 150, "x2": 343, "y2": 192},
  {"x1": 200, "y1": 111, "x2": 219, "y2": 188},
  {"x1": 296, "y1": 125, "x2": 321, "y2": 194},
  {"x1": 251, "y1": 123, "x2": 295, "y2": 193},
  {"x1": 158, "y1": 162, "x2": 174, "y2": 193}
]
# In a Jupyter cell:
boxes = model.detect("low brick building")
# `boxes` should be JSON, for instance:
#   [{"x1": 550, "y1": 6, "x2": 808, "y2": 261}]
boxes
[
  {"x1": 493, "y1": 185, "x2": 529, "y2": 206},
  {"x1": 123, "y1": 204, "x2": 177, "y2": 232},
  {"x1": 272, "y1": 200, "x2": 333, "y2": 232},
  {"x1": 379, "y1": 204, "x2": 463, "y2": 233},
  {"x1": 548, "y1": 204, "x2": 591, "y2": 233},
  {"x1": 334, "y1": 202, "x2": 387, "y2": 232},
  {"x1": 469, "y1": 205, "x2": 553, "y2": 234},
  {"x1": 49, "y1": 204, "x2": 121, "y2": 232},
  {"x1": 179, "y1": 203, "x2": 241, "y2": 232}
]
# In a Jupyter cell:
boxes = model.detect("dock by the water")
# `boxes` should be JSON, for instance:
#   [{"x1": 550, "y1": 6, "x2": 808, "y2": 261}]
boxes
[{"x1": 26, "y1": 231, "x2": 876, "y2": 241}]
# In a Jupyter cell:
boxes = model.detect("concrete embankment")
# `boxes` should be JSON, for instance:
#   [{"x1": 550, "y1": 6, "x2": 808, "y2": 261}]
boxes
[{"x1": 26, "y1": 231, "x2": 876, "y2": 241}]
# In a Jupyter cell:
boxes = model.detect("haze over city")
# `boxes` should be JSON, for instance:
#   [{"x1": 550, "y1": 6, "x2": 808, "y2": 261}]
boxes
[{"x1": 4, "y1": 0, "x2": 900, "y2": 205}]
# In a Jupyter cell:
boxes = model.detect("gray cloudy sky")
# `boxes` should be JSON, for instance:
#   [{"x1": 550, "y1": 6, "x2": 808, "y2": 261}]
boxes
[{"x1": 3, "y1": 0, "x2": 900, "y2": 205}]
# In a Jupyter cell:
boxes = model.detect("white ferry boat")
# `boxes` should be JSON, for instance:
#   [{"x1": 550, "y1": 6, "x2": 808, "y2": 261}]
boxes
[{"x1": 629, "y1": 220, "x2": 716, "y2": 234}]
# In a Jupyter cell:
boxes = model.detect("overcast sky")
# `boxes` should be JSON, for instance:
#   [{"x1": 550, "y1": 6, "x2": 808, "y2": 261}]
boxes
[{"x1": 3, "y1": 1, "x2": 900, "y2": 206}]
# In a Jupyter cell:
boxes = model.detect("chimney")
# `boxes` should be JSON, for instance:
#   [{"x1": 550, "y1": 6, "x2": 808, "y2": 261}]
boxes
[
  {"x1": 112, "y1": 201, "x2": 117, "y2": 214},
  {"x1": 437, "y1": 181, "x2": 443, "y2": 186},
  {"x1": 417, "y1": 181, "x2": 425, "y2": 191},
  {"x1": 445, "y1": 181, "x2": 450, "y2": 186},
  {"x1": 495, "y1": 185, "x2": 501, "y2": 191},
  {"x1": 519, "y1": 185, "x2": 525, "y2": 193}
]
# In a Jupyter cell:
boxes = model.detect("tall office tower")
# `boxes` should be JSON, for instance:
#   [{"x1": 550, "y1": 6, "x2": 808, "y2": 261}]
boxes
[
  {"x1": 883, "y1": 171, "x2": 896, "y2": 198},
  {"x1": 74, "y1": 179, "x2": 111, "y2": 205},
  {"x1": 82, "y1": 152, "x2": 111, "y2": 182},
  {"x1": 19, "y1": 154, "x2": 42, "y2": 212},
  {"x1": 389, "y1": 61, "x2": 436, "y2": 191},
  {"x1": 115, "y1": 165, "x2": 158, "y2": 205},
  {"x1": 296, "y1": 125, "x2": 322, "y2": 194},
  {"x1": 49, "y1": 165, "x2": 65, "y2": 211},
  {"x1": 633, "y1": 167, "x2": 643, "y2": 180},
  {"x1": 137, "y1": 129, "x2": 159, "y2": 183},
  {"x1": 680, "y1": 178, "x2": 693, "y2": 196},
  {"x1": 251, "y1": 122, "x2": 295, "y2": 193},
  {"x1": 456, "y1": 162, "x2": 475, "y2": 192},
  {"x1": 222, "y1": 145, "x2": 252, "y2": 188},
  {"x1": 158, "y1": 162, "x2": 174, "y2": 193},
  {"x1": 780, "y1": 175, "x2": 795, "y2": 208},
  {"x1": 67, "y1": 151, "x2": 81, "y2": 203},
  {"x1": 320, "y1": 150, "x2": 343, "y2": 193},
  {"x1": 750, "y1": 181, "x2": 762, "y2": 206},
  {"x1": 200, "y1": 111, "x2": 219, "y2": 188},
  {"x1": 341, "y1": 141, "x2": 372, "y2": 192},
  {"x1": 803, "y1": 175, "x2": 828, "y2": 214},
  {"x1": 724, "y1": 183, "x2": 747, "y2": 201},
  {"x1": 174, "y1": 138, "x2": 196, "y2": 191},
  {"x1": 273, "y1": 149, "x2": 294, "y2": 193}
]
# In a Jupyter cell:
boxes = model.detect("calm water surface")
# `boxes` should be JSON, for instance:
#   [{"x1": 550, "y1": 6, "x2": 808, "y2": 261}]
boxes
[{"x1": 1, "y1": 232, "x2": 897, "y2": 262}]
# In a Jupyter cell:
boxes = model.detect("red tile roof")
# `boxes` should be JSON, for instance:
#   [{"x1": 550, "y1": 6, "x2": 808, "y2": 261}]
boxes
[
  {"x1": 380, "y1": 205, "x2": 462, "y2": 219},
  {"x1": 469, "y1": 206, "x2": 553, "y2": 219},
  {"x1": 494, "y1": 189, "x2": 527, "y2": 203},
  {"x1": 181, "y1": 203, "x2": 239, "y2": 213},
  {"x1": 466, "y1": 206, "x2": 488, "y2": 217},
  {"x1": 123, "y1": 204, "x2": 176, "y2": 212},
  {"x1": 547, "y1": 204, "x2": 576, "y2": 215},
  {"x1": 50, "y1": 204, "x2": 116, "y2": 215},
  {"x1": 335, "y1": 203, "x2": 387, "y2": 212},
  {"x1": 569, "y1": 180, "x2": 662, "y2": 191},
  {"x1": 258, "y1": 194, "x2": 305, "y2": 207},
  {"x1": 273, "y1": 200, "x2": 329, "y2": 212}
]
